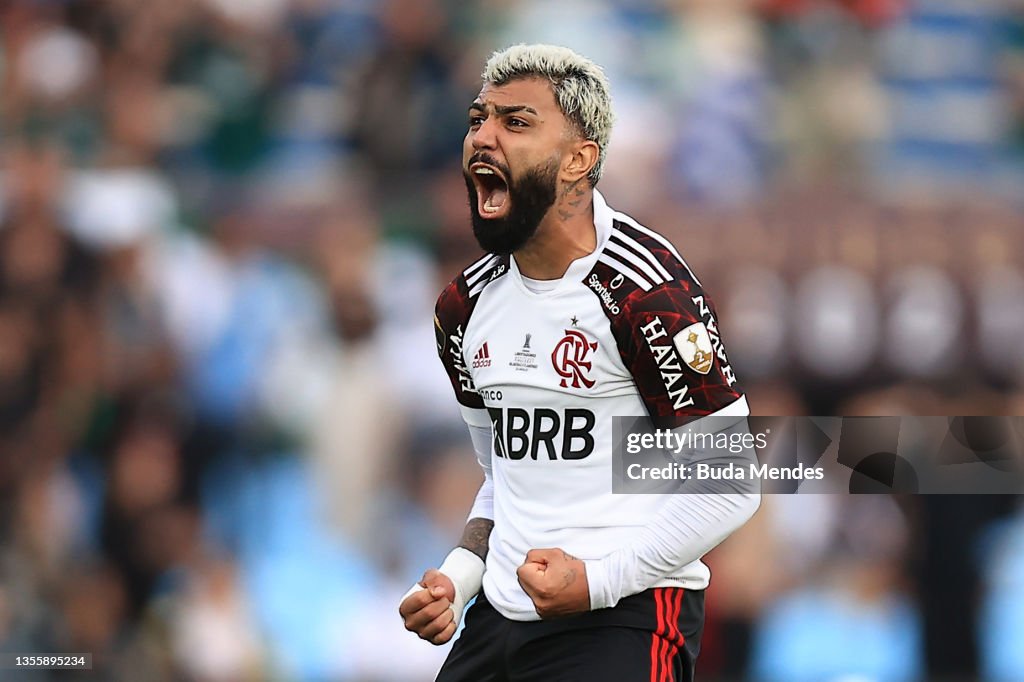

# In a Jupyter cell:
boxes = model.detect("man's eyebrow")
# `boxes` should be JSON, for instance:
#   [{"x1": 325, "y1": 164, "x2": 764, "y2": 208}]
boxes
[
  {"x1": 468, "y1": 102, "x2": 539, "y2": 116},
  {"x1": 496, "y1": 104, "x2": 538, "y2": 116}
]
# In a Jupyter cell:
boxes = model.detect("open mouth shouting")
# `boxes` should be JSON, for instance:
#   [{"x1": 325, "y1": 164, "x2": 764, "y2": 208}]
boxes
[
  {"x1": 468, "y1": 159, "x2": 511, "y2": 220},
  {"x1": 463, "y1": 153, "x2": 558, "y2": 254}
]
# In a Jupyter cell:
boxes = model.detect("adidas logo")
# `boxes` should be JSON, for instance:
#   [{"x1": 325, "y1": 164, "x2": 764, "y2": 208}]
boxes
[{"x1": 472, "y1": 342, "x2": 492, "y2": 368}]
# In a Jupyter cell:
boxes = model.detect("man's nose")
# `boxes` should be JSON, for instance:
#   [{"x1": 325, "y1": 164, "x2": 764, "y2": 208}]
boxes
[{"x1": 471, "y1": 118, "x2": 498, "y2": 151}]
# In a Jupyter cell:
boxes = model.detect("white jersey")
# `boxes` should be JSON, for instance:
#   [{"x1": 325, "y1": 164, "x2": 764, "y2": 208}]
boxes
[{"x1": 434, "y1": 190, "x2": 748, "y2": 621}]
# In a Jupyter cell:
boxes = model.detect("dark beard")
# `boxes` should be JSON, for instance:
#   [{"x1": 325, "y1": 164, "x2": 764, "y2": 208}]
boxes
[{"x1": 464, "y1": 158, "x2": 559, "y2": 255}]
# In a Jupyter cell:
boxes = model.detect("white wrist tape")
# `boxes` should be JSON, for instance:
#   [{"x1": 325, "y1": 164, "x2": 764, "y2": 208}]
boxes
[
  {"x1": 439, "y1": 547, "x2": 485, "y2": 626},
  {"x1": 401, "y1": 548, "x2": 485, "y2": 628}
]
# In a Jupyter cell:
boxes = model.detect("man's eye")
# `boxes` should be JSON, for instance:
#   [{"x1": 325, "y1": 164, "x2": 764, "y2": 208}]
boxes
[
  {"x1": 508, "y1": 118, "x2": 528, "y2": 128},
  {"x1": 469, "y1": 116, "x2": 484, "y2": 127}
]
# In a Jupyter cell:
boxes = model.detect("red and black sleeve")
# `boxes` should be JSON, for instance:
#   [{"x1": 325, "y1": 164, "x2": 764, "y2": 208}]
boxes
[
  {"x1": 588, "y1": 222, "x2": 743, "y2": 425},
  {"x1": 434, "y1": 277, "x2": 485, "y2": 410}
]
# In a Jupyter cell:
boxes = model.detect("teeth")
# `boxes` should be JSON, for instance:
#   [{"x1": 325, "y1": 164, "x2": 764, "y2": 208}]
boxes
[
  {"x1": 483, "y1": 197, "x2": 499, "y2": 213},
  {"x1": 475, "y1": 168, "x2": 495, "y2": 175}
]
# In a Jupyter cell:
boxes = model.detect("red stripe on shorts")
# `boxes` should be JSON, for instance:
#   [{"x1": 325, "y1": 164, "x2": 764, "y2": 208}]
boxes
[{"x1": 651, "y1": 588, "x2": 664, "y2": 682}]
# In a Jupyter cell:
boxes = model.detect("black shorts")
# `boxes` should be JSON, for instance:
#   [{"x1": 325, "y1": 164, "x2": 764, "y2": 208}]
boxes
[{"x1": 436, "y1": 587, "x2": 704, "y2": 682}]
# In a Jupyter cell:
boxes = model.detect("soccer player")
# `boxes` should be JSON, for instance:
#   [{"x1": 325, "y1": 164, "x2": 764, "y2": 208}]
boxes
[{"x1": 399, "y1": 44, "x2": 760, "y2": 681}]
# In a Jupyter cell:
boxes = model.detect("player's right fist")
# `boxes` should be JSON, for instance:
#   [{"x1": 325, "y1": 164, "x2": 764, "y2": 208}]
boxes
[{"x1": 399, "y1": 569, "x2": 458, "y2": 645}]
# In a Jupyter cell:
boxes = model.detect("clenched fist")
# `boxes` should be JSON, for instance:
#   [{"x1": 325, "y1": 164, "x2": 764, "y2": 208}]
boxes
[
  {"x1": 399, "y1": 569, "x2": 458, "y2": 645},
  {"x1": 516, "y1": 548, "x2": 590, "y2": 619}
]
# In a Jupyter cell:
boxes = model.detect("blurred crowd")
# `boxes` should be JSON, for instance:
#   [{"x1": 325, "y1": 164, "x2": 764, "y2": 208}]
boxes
[{"x1": 0, "y1": 0, "x2": 1023, "y2": 680}]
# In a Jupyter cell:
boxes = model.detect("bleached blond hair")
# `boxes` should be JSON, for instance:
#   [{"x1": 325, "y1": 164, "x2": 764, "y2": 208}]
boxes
[{"x1": 482, "y1": 44, "x2": 614, "y2": 186}]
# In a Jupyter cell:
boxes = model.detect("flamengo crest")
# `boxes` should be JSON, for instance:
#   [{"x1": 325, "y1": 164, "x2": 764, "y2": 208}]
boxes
[{"x1": 551, "y1": 329, "x2": 598, "y2": 389}]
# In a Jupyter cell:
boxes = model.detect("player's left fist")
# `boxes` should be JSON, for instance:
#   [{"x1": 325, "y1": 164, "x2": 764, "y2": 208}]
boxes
[{"x1": 516, "y1": 548, "x2": 590, "y2": 619}]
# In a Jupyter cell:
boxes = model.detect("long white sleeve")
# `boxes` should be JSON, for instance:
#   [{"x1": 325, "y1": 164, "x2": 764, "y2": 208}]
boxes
[
  {"x1": 466, "y1": 421, "x2": 494, "y2": 521},
  {"x1": 584, "y1": 419, "x2": 761, "y2": 610}
]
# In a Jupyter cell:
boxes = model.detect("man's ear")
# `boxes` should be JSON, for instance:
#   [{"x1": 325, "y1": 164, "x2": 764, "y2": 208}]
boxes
[{"x1": 563, "y1": 140, "x2": 599, "y2": 184}]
